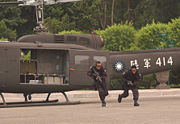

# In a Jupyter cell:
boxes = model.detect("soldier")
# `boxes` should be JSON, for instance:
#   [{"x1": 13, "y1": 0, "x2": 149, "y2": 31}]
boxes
[
  {"x1": 118, "y1": 65, "x2": 141, "y2": 106},
  {"x1": 87, "y1": 61, "x2": 109, "y2": 107}
]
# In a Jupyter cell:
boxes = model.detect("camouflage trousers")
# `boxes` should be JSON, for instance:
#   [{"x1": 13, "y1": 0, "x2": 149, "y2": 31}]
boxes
[
  {"x1": 95, "y1": 79, "x2": 109, "y2": 102},
  {"x1": 120, "y1": 81, "x2": 139, "y2": 101}
]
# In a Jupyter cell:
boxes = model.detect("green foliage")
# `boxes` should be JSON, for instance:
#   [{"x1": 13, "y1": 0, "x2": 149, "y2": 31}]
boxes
[
  {"x1": 169, "y1": 84, "x2": 180, "y2": 88},
  {"x1": 59, "y1": 30, "x2": 83, "y2": 34},
  {"x1": 72, "y1": 0, "x2": 101, "y2": 32},
  {"x1": 44, "y1": 0, "x2": 101, "y2": 33},
  {"x1": 169, "y1": 70, "x2": 180, "y2": 84},
  {"x1": 0, "y1": 37, "x2": 8, "y2": 41},
  {"x1": 0, "y1": 6, "x2": 25, "y2": 27},
  {"x1": 139, "y1": 74, "x2": 157, "y2": 89},
  {"x1": 109, "y1": 79, "x2": 123, "y2": 90},
  {"x1": 135, "y1": 22, "x2": 168, "y2": 49},
  {"x1": 0, "y1": 2, "x2": 27, "y2": 38},
  {"x1": 0, "y1": 20, "x2": 16, "y2": 40},
  {"x1": 20, "y1": 51, "x2": 31, "y2": 61},
  {"x1": 17, "y1": 7, "x2": 36, "y2": 37},
  {"x1": 168, "y1": 17, "x2": 180, "y2": 47},
  {"x1": 110, "y1": 74, "x2": 157, "y2": 90},
  {"x1": 1, "y1": 0, "x2": 180, "y2": 38},
  {"x1": 45, "y1": 17, "x2": 61, "y2": 34},
  {"x1": 98, "y1": 23, "x2": 136, "y2": 51}
]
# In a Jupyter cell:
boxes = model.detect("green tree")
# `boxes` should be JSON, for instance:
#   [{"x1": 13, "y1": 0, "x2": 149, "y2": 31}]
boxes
[
  {"x1": 45, "y1": 17, "x2": 61, "y2": 34},
  {"x1": 0, "y1": 20, "x2": 16, "y2": 40},
  {"x1": 97, "y1": 23, "x2": 136, "y2": 51},
  {"x1": 133, "y1": 0, "x2": 180, "y2": 29},
  {"x1": 0, "y1": 0, "x2": 27, "y2": 37},
  {"x1": 168, "y1": 17, "x2": 180, "y2": 47},
  {"x1": 44, "y1": 0, "x2": 103, "y2": 33},
  {"x1": 135, "y1": 22, "x2": 168, "y2": 49},
  {"x1": 17, "y1": 7, "x2": 36, "y2": 37},
  {"x1": 1, "y1": 0, "x2": 179, "y2": 37}
]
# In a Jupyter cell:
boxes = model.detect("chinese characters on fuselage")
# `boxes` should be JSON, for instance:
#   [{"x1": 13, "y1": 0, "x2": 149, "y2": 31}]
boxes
[{"x1": 130, "y1": 56, "x2": 173, "y2": 69}]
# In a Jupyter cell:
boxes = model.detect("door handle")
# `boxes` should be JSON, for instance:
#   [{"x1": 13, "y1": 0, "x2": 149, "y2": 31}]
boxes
[{"x1": 69, "y1": 68, "x2": 76, "y2": 71}]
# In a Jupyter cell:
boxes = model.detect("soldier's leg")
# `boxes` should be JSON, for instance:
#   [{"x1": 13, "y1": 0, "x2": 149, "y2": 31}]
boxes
[
  {"x1": 97, "y1": 87, "x2": 106, "y2": 107},
  {"x1": 23, "y1": 93, "x2": 28, "y2": 102},
  {"x1": 132, "y1": 87, "x2": 139, "y2": 106},
  {"x1": 121, "y1": 89, "x2": 129, "y2": 98},
  {"x1": 102, "y1": 80, "x2": 109, "y2": 96},
  {"x1": 118, "y1": 88, "x2": 129, "y2": 103},
  {"x1": 98, "y1": 89, "x2": 105, "y2": 101}
]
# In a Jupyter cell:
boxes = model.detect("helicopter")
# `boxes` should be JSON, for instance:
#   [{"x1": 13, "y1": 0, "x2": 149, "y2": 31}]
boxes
[{"x1": 0, "y1": 0, "x2": 180, "y2": 107}]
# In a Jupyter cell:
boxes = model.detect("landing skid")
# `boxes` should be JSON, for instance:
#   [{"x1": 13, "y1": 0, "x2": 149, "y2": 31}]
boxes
[
  {"x1": 0, "y1": 100, "x2": 80, "y2": 108},
  {"x1": 0, "y1": 92, "x2": 80, "y2": 108}
]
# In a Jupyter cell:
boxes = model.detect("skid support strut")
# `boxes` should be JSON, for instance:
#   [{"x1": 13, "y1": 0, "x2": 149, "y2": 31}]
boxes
[
  {"x1": 46, "y1": 93, "x2": 51, "y2": 102},
  {"x1": 0, "y1": 93, "x2": 6, "y2": 105},
  {"x1": 62, "y1": 92, "x2": 69, "y2": 102}
]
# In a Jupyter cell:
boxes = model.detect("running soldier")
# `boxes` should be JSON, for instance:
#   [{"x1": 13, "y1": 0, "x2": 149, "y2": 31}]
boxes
[
  {"x1": 87, "y1": 61, "x2": 109, "y2": 107},
  {"x1": 118, "y1": 65, "x2": 141, "y2": 106}
]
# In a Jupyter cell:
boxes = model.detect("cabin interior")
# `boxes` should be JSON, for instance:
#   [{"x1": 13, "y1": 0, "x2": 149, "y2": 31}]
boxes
[{"x1": 20, "y1": 49, "x2": 69, "y2": 85}]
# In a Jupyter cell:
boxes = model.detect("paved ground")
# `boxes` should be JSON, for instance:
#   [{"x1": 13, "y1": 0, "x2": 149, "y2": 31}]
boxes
[{"x1": 0, "y1": 89, "x2": 180, "y2": 124}]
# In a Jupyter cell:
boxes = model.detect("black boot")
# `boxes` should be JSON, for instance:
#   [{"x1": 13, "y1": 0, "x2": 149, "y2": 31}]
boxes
[
  {"x1": 102, "y1": 100, "x2": 106, "y2": 107},
  {"x1": 134, "y1": 100, "x2": 139, "y2": 106},
  {"x1": 118, "y1": 94, "x2": 122, "y2": 103}
]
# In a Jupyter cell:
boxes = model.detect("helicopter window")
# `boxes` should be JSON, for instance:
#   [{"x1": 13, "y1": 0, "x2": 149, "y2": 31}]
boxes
[
  {"x1": 79, "y1": 37, "x2": 89, "y2": 45},
  {"x1": 20, "y1": 49, "x2": 37, "y2": 60},
  {"x1": 67, "y1": 36, "x2": 77, "y2": 42},
  {"x1": 54, "y1": 35, "x2": 65, "y2": 43},
  {"x1": 93, "y1": 56, "x2": 107, "y2": 64},
  {"x1": 31, "y1": 50, "x2": 37, "y2": 59},
  {"x1": 20, "y1": 49, "x2": 37, "y2": 74},
  {"x1": 56, "y1": 64, "x2": 60, "y2": 71},
  {"x1": 75, "y1": 55, "x2": 89, "y2": 65}
]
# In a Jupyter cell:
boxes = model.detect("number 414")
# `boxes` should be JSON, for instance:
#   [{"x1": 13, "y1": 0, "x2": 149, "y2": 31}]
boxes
[{"x1": 156, "y1": 56, "x2": 173, "y2": 67}]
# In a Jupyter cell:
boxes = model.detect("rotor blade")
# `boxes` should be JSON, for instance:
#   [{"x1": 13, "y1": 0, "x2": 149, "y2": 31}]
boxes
[
  {"x1": 0, "y1": 0, "x2": 82, "y2": 7},
  {"x1": 0, "y1": 1, "x2": 24, "y2": 6},
  {"x1": 18, "y1": 0, "x2": 38, "y2": 6},
  {"x1": 55, "y1": 0, "x2": 82, "y2": 3},
  {"x1": 44, "y1": 0, "x2": 82, "y2": 5}
]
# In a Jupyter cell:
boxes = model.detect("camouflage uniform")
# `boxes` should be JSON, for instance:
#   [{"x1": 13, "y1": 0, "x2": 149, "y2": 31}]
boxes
[
  {"x1": 87, "y1": 66, "x2": 109, "y2": 104},
  {"x1": 118, "y1": 69, "x2": 141, "y2": 106}
]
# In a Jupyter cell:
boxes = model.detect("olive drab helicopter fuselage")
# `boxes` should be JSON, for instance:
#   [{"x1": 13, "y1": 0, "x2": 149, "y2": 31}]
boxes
[{"x1": 0, "y1": 0, "x2": 180, "y2": 106}]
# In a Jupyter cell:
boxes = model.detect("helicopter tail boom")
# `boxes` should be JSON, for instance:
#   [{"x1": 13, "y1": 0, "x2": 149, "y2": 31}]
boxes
[{"x1": 109, "y1": 48, "x2": 180, "y2": 79}]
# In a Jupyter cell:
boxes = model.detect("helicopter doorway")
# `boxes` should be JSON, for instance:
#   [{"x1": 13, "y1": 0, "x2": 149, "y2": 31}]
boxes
[{"x1": 20, "y1": 49, "x2": 69, "y2": 85}]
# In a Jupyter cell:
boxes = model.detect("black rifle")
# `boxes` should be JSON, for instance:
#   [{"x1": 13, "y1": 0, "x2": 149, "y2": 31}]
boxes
[
  {"x1": 92, "y1": 67, "x2": 108, "y2": 96},
  {"x1": 92, "y1": 68, "x2": 102, "y2": 83}
]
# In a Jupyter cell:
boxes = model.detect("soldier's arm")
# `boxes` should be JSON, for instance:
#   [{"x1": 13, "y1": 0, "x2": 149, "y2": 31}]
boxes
[
  {"x1": 133, "y1": 81, "x2": 139, "y2": 86},
  {"x1": 102, "y1": 68, "x2": 107, "y2": 77},
  {"x1": 87, "y1": 67, "x2": 96, "y2": 78},
  {"x1": 122, "y1": 71, "x2": 129, "y2": 82},
  {"x1": 133, "y1": 73, "x2": 142, "y2": 86}
]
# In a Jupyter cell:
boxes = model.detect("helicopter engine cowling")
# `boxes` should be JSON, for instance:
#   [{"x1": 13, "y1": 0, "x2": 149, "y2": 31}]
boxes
[{"x1": 17, "y1": 33, "x2": 104, "y2": 50}]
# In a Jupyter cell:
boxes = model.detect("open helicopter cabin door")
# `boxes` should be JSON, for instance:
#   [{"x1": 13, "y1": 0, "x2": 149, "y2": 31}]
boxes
[
  {"x1": 69, "y1": 50, "x2": 109, "y2": 86},
  {"x1": 20, "y1": 49, "x2": 69, "y2": 87}
]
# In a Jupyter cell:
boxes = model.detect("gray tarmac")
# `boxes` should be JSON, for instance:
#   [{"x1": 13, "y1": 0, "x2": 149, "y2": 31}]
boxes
[{"x1": 0, "y1": 89, "x2": 180, "y2": 124}]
